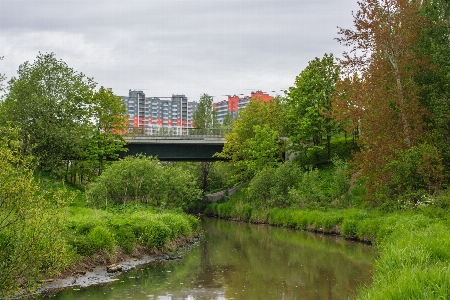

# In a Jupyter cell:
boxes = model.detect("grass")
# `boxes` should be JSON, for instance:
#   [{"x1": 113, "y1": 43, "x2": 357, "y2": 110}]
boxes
[
  {"x1": 32, "y1": 171, "x2": 200, "y2": 277},
  {"x1": 204, "y1": 191, "x2": 450, "y2": 299}
]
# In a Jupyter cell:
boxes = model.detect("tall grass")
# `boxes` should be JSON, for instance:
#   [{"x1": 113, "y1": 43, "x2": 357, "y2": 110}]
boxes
[
  {"x1": 204, "y1": 195, "x2": 450, "y2": 299},
  {"x1": 67, "y1": 206, "x2": 199, "y2": 257}
]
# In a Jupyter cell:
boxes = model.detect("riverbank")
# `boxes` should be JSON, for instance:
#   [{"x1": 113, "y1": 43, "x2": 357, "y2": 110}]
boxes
[
  {"x1": 39, "y1": 236, "x2": 199, "y2": 295},
  {"x1": 204, "y1": 201, "x2": 450, "y2": 299},
  {"x1": 16, "y1": 204, "x2": 201, "y2": 299},
  {"x1": 41, "y1": 217, "x2": 375, "y2": 300}
]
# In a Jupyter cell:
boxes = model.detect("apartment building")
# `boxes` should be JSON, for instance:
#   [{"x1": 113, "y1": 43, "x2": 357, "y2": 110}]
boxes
[
  {"x1": 124, "y1": 90, "x2": 198, "y2": 135},
  {"x1": 213, "y1": 90, "x2": 274, "y2": 124}
]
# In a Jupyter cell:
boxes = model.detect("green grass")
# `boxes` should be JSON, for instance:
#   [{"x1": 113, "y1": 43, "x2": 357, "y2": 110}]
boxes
[
  {"x1": 66, "y1": 206, "x2": 200, "y2": 257},
  {"x1": 204, "y1": 194, "x2": 450, "y2": 299},
  {"x1": 28, "y1": 169, "x2": 201, "y2": 281}
]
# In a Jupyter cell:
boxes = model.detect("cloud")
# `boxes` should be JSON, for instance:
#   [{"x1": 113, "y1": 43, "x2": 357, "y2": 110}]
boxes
[{"x1": 0, "y1": 0, "x2": 359, "y2": 100}]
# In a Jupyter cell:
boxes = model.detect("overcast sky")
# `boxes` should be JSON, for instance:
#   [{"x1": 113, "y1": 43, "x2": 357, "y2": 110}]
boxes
[{"x1": 0, "y1": 0, "x2": 358, "y2": 102}]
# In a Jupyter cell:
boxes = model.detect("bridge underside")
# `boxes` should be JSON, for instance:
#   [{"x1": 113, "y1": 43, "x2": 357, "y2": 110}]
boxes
[{"x1": 123, "y1": 143, "x2": 227, "y2": 161}]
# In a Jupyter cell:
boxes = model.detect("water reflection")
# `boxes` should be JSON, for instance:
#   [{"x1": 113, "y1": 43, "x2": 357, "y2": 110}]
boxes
[{"x1": 45, "y1": 218, "x2": 374, "y2": 300}]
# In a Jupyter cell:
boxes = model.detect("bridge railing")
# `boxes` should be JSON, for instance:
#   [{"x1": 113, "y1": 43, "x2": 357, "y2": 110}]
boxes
[{"x1": 126, "y1": 126, "x2": 230, "y2": 138}]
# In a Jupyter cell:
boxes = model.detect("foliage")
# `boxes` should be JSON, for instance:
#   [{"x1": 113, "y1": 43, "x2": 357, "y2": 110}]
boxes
[
  {"x1": 0, "y1": 53, "x2": 128, "y2": 184},
  {"x1": 377, "y1": 143, "x2": 444, "y2": 205},
  {"x1": 0, "y1": 52, "x2": 96, "y2": 171},
  {"x1": 246, "y1": 162, "x2": 303, "y2": 208},
  {"x1": 87, "y1": 156, "x2": 201, "y2": 210},
  {"x1": 220, "y1": 111, "x2": 233, "y2": 135},
  {"x1": 216, "y1": 96, "x2": 286, "y2": 183},
  {"x1": 416, "y1": 1, "x2": 450, "y2": 176},
  {"x1": 292, "y1": 136, "x2": 358, "y2": 167},
  {"x1": 208, "y1": 159, "x2": 350, "y2": 212},
  {"x1": 285, "y1": 53, "x2": 340, "y2": 161},
  {"x1": 243, "y1": 124, "x2": 283, "y2": 175},
  {"x1": 0, "y1": 126, "x2": 74, "y2": 298},
  {"x1": 204, "y1": 161, "x2": 234, "y2": 193},
  {"x1": 66, "y1": 207, "x2": 199, "y2": 256},
  {"x1": 334, "y1": 0, "x2": 437, "y2": 202},
  {"x1": 84, "y1": 86, "x2": 128, "y2": 176},
  {"x1": 192, "y1": 93, "x2": 218, "y2": 135}
]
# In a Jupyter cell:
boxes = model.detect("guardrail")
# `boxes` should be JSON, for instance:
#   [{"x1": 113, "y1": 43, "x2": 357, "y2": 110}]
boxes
[{"x1": 126, "y1": 127, "x2": 230, "y2": 138}]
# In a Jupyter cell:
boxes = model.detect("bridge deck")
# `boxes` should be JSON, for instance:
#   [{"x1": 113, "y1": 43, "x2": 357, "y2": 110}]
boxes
[{"x1": 123, "y1": 135, "x2": 226, "y2": 161}]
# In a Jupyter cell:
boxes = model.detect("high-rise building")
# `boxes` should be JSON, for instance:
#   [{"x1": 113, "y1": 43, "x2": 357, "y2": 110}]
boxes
[
  {"x1": 213, "y1": 91, "x2": 274, "y2": 124},
  {"x1": 123, "y1": 90, "x2": 198, "y2": 135}
]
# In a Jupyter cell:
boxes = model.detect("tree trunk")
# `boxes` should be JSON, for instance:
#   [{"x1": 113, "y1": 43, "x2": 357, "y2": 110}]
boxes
[
  {"x1": 201, "y1": 162, "x2": 210, "y2": 195},
  {"x1": 327, "y1": 135, "x2": 331, "y2": 160}
]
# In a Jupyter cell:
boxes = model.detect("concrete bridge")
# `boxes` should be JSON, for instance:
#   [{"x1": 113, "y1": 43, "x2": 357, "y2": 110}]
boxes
[{"x1": 123, "y1": 135, "x2": 227, "y2": 161}]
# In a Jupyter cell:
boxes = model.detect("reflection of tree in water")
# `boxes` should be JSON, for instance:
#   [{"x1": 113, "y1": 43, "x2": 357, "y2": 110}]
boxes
[{"x1": 196, "y1": 218, "x2": 374, "y2": 300}]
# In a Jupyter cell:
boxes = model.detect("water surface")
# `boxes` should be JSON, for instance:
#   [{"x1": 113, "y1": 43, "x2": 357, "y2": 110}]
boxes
[{"x1": 45, "y1": 218, "x2": 375, "y2": 299}]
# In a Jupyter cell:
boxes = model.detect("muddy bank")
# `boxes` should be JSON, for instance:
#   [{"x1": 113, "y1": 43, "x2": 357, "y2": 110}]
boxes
[{"x1": 38, "y1": 238, "x2": 199, "y2": 295}]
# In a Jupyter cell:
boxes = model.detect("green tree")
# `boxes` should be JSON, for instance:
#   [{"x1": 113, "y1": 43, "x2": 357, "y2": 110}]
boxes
[
  {"x1": 87, "y1": 156, "x2": 201, "y2": 210},
  {"x1": 285, "y1": 53, "x2": 340, "y2": 163},
  {"x1": 192, "y1": 93, "x2": 220, "y2": 193},
  {"x1": 0, "y1": 126, "x2": 72, "y2": 298},
  {"x1": 192, "y1": 93, "x2": 218, "y2": 135},
  {"x1": 0, "y1": 52, "x2": 96, "y2": 171},
  {"x1": 217, "y1": 96, "x2": 286, "y2": 182},
  {"x1": 243, "y1": 124, "x2": 282, "y2": 175},
  {"x1": 0, "y1": 56, "x2": 5, "y2": 92},
  {"x1": 85, "y1": 86, "x2": 128, "y2": 176},
  {"x1": 416, "y1": 1, "x2": 450, "y2": 176},
  {"x1": 220, "y1": 111, "x2": 233, "y2": 135}
]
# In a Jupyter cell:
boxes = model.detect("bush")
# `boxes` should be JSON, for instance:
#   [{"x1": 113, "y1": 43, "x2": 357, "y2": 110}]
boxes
[
  {"x1": 139, "y1": 219, "x2": 171, "y2": 249},
  {"x1": 287, "y1": 167, "x2": 328, "y2": 207},
  {"x1": 87, "y1": 155, "x2": 201, "y2": 209},
  {"x1": 217, "y1": 203, "x2": 235, "y2": 218},
  {"x1": 374, "y1": 143, "x2": 444, "y2": 205},
  {"x1": 86, "y1": 225, "x2": 116, "y2": 255},
  {"x1": 114, "y1": 227, "x2": 136, "y2": 254},
  {"x1": 0, "y1": 127, "x2": 74, "y2": 298},
  {"x1": 292, "y1": 137, "x2": 359, "y2": 167},
  {"x1": 246, "y1": 163, "x2": 304, "y2": 208},
  {"x1": 330, "y1": 156, "x2": 350, "y2": 200}
]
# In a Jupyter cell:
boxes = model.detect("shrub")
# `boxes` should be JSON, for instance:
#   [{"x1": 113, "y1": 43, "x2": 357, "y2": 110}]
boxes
[
  {"x1": 330, "y1": 156, "x2": 350, "y2": 200},
  {"x1": 217, "y1": 203, "x2": 235, "y2": 218},
  {"x1": 114, "y1": 227, "x2": 136, "y2": 254},
  {"x1": 247, "y1": 163, "x2": 308, "y2": 208},
  {"x1": 157, "y1": 213, "x2": 193, "y2": 239},
  {"x1": 138, "y1": 219, "x2": 171, "y2": 249},
  {"x1": 87, "y1": 155, "x2": 201, "y2": 209},
  {"x1": 86, "y1": 225, "x2": 116, "y2": 255},
  {"x1": 373, "y1": 143, "x2": 444, "y2": 205}
]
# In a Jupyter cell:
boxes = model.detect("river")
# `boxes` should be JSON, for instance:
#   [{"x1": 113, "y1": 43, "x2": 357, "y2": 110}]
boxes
[{"x1": 44, "y1": 218, "x2": 375, "y2": 300}]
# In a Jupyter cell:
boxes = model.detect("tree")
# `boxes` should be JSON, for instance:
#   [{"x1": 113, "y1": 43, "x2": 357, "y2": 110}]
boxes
[
  {"x1": 191, "y1": 93, "x2": 220, "y2": 193},
  {"x1": 334, "y1": 0, "x2": 435, "y2": 201},
  {"x1": 285, "y1": 53, "x2": 340, "y2": 162},
  {"x1": 0, "y1": 126, "x2": 72, "y2": 298},
  {"x1": 415, "y1": 0, "x2": 450, "y2": 176},
  {"x1": 217, "y1": 96, "x2": 286, "y2": 182},
  {"x1": 192, "y1": 93, "x2": 218, "y2": 135},
  {"x1": 0, "y1": 52, "x2": 96, "y2": 171},
  {"x1": 87, "y1": 155, "x2": 201, "y2": 210},
  {"x1": 85, "y1": 86, "x2": 128, "y2": 176},
  {"x1": 243, "y1": 124, "x2": 281, "y2": 175},
  {"x1": 220, "y1": 111, "x2": 233, "y2": 135},
  {"x1": 0, "y1": 56, "x2": 5, "y2": 92}
]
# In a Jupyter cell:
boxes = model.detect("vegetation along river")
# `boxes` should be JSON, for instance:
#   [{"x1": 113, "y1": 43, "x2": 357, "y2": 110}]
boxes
[{"x1": 45, "y1": 218, "x2": 375, "y2": 300}]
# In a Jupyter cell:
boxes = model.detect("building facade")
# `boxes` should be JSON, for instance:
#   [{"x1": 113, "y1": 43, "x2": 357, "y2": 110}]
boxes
[
  {"x1": 124, "y1": 90, "x2": 198, "y2": 135},
  {"x1": 213, "y1": 90, "x2": 274, "y2": 124}
]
